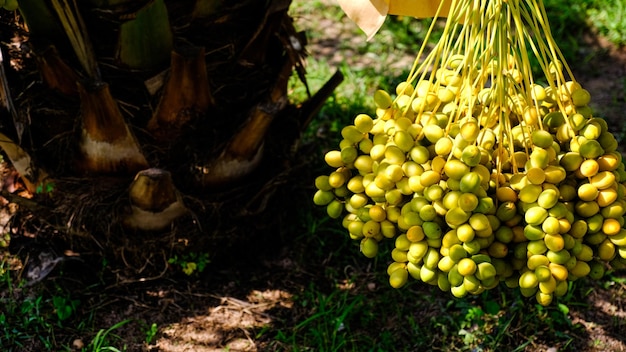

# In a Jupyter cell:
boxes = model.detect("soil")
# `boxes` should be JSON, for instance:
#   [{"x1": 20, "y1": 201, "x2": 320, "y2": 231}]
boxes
[
  {"x1": 1, "y1": 3, "x2": 626, "y2": 352},
  {"x1": 573, "y1": 33, "x2": 626, "y2": 146}
]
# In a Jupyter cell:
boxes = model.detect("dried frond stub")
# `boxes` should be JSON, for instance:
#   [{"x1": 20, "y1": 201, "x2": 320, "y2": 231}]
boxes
[
  {"x1": 124, "y1": 168, "x2": 187, "y2": 231},
  {"x1": 78, "y1": 82, "x2": 149, "y2": 175}
]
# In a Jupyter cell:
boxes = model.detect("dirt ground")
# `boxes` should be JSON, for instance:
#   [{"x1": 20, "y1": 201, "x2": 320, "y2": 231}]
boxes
[{"x1": 573, "y1": 33, "x2": 626, "y2": 145}]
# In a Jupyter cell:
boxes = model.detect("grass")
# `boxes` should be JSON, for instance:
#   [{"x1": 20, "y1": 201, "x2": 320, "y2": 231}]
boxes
[
  {"x1": 583, "y1": 0, "x2": 626, "y2": 46},
  {"x1": 0, "y1": 265, "x2": 136, "y2": 351},
  {"x1": 0, "y1": 264, "x2": 57, "y2": 350},
  {"x1": 86, "y1": 319, "x2": 132, "y2": 352}
]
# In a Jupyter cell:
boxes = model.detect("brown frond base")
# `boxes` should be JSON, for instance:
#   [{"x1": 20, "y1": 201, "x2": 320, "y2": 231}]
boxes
[
  {"x1": 124, "y1": 168, "x2": 187, "y2": 231},
  {"x1": 147, "y1": 45, "x2": 213, "y2": 141},
  {"x1": 194, "y1": 142, "x2": 265, "y2": 188},
  {"x1": 78, "y1": 82, "x2": 149, "y2": 175}
]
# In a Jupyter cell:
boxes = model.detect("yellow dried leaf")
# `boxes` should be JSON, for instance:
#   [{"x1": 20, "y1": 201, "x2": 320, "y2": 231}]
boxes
[{"x1": 337, "y1": 0, "x2": 388, "y2": 40}]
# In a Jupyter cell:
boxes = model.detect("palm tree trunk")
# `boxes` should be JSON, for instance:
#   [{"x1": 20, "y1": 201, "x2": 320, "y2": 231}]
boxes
[{"x1": 0, "y1": 1, "x2": 345, "y2": 267}]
